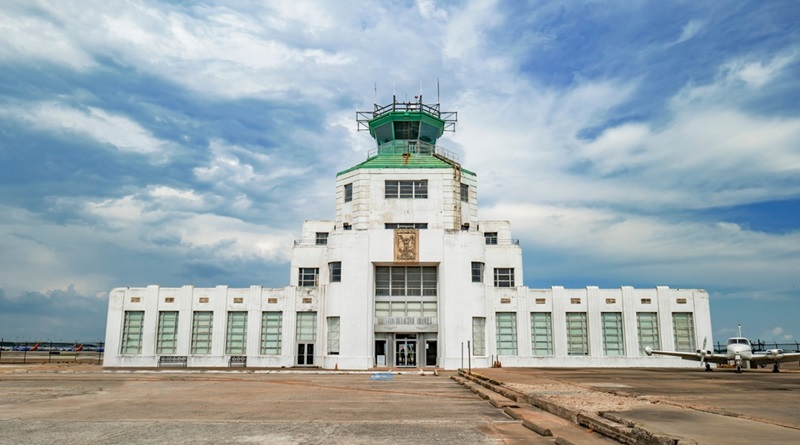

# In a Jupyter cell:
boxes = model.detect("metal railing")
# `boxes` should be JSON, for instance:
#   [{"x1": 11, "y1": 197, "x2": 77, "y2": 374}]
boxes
[
  {"x1": 367, "y1": 140, "x2": 460, "y2": 164},
  {"x1": 356, "y1": 96, "x2": 457, "y2": 132},
  {"x1": 0, "y1": 339, "x2": 104, "y2": 364}
]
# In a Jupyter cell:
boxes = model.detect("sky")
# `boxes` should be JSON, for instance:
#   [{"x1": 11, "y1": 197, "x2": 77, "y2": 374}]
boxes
[{"x1": 0, "y1": 0, "x2": 798, "y2": 346}]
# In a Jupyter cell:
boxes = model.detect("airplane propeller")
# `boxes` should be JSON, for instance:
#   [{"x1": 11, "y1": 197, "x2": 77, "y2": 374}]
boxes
[{"x1": 696, "y1": 337, "x2": 712, "y2": 371}]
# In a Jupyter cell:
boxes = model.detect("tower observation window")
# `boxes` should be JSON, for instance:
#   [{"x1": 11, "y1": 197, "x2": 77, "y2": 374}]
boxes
[{"x1": 394, "y1": 121, "x2": 419, "y2": 140}]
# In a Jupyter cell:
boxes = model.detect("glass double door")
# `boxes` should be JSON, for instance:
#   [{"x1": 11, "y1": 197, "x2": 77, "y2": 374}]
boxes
[{"x1": 395, "y1": 335, "x2": 417, "y2": 367}]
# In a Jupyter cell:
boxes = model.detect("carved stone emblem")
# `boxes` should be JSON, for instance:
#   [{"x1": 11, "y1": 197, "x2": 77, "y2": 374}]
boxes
[{"x1": 394, "y1": 229, "x2": 419, "y2": 262}]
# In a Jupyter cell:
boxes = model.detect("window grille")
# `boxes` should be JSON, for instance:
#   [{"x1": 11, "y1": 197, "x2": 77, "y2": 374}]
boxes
[
  {"x1": 637, "y1": 312, "x2": 660, "y2": 354},
  {"x1": 471, "y1": 262, "x2": 484, "y2": 283},
  {"x1": 531, "y1": 312, "x2": 553, "y2": 356},
  {"x1": 298, "y1": 268, "x2": 319, "y2": 287},
  {"x1": 493, "y1": 268, "x2": 514, "y2": 287},
  {"x1": 191, "y1": 311, "x2": 213, "y2": 354},
  {"x1": 602, "y1": 312, "x2": 624, "y2": 356},
  {"x1": 566, "y1": 312, "x2": 589, "y2": 356},
  {"x1": 156, "y1": 311, "x2": 178, "y2": 354},
  {"x1": 496, "y1": 312, "x2": 518, "y2": 356},
  {"x1": 672, "y1": 312, "x2": 695, "y2": 352},
  {"x1": 385, "y1": 180, "x2": 428, "y2": 199},
  {"x1": 225, "y1": 311, "x2": 247, "y2": 355},
  {"x1": 121, "y1": 311, "x2": 144, "y2": 354},
  {"x1": 260, "y1": 312, "x2": 282, "y2": 355}
]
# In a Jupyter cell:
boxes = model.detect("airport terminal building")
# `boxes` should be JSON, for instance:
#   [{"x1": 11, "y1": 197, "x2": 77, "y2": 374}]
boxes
[{"x1": 104, "y1": 98, "x2": 711, "y2": 369}]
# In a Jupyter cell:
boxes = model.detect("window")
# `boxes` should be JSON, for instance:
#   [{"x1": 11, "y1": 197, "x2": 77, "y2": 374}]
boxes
[
  {"x1": 484, "y1": 232, "x2": 498, "y2": 245},
  {"x1": 344, "y1": 183, "x2": 353, "y2": 202},
  {"x1": 296, "y1": 312, "x2": 317, "y2": 342},
  {"x1": 374, "y1": 301, "x2": 437, "y2": 318},
  {"x1": 327, "y1": 317, "x2": 340, "y2": 355},
  {"x1": 637, "y1": 312, "x2": 659, "y2": 354},
  {"x1": 298, "y1": 268, "x2": 319, "y2": 287},
  {"x1": 471, "y1": 262, "x2": 484, "y2": 283},
  {"x1": 496, "y1": 312, "x2": 517, "y2": 356},
  {"x1": 672, "y1": 312, "x2": 695, "y2": 352},
  {"x1": 260, "y1": 312, "x2": 282, "y2": 355},
  {"x1": 375, "y1": 266, "x2": 437, "y2": 296},
  {"x1": 385, "y1": 180, "x2": 428, "y2": 199},
  {"x1": 343, "y1": 223, "x2": 352, "y2": 230},
  {"x1": 120, "y1": 311, "x2": 144, "y2": 354},
  {"x1": 566, "y1": 312, "x2": 588, "y2": 356},
  {"x1": 224, "y1": 312, "x2": 247, "y2": 355},
  {"x1": 602, "y1": 312, "x2": 624, "y2": 356},
  {"x1": 531, "y1": 313, "x2": 553, "y2": 356},
  {"x1": 296, "y1": 312, "x2": 317, "y2": 366},
  {"x1": 493, "y1": 268, "x2": 514, "y2": 287},
  {"x1": 191, "y1": 311, "x2": 213, "y2": 354},
  {"x1": 472, "y1": 317, "x2": 486, "y2": 356},
  {"x1": 315, "y1": 232, "x2": 328, "y2": 245},
  {"x1": 156, "y1": 311, "x2": 179, "y2": 354},
  {"x1": 329, "y1": 262, "x2": 341, "y2": 283},
  {"x1": 460, "y1": 183, "x2": 469, "y2": 202},
  {"x1": 385, "y1": 223, "x2": 428, "y2": 229}
]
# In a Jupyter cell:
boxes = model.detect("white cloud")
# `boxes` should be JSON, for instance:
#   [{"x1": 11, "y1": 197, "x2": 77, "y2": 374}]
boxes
[
  {"x1": 0, "y1": 5, "x2": 95, "y2": 70},
  {"x1": 665, "y1": 19, "x2": 705, "y2": 47},
  {"x1": 0, "y1": 101, "x2": 172, "y2": 159}
]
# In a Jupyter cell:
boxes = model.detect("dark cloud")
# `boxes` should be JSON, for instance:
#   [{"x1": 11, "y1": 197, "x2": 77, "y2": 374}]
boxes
[{"x1": 0, "y1": 286, "x2": 107, "y2": 341}]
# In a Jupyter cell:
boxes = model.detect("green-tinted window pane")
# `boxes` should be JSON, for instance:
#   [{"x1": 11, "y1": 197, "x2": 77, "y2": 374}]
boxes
[
  {"x1": 672, "y1": 313, "x2": 695, "y2": 352},
  {"x1": 496, "y1": 312, "x2": 517, "y2": 356},
  {"x1": 121, "y1": 311, "x2": 145, "y2": 354},
  {"x1": 531, "y1": 312, "x2": 553, "y2": 356},
  {"x1": 261, "y1": 312, "x2": 282, "y2": 355},
  {"x1": 602, "y1": 313, "x2": 624, "y2": 356},
  {"x1": 156, "y1": 311, "x2": 179, "y2": 354},
  {"x1": 296, "y1": 312, "x2": 317, "y2": 342},
  {"x1": 225, "y1": 311, "x2": 247, "y2": 355},
  {"x1": 566, "y1": 313, "x2": 588, "y2": 356},
  {"x1": 191, "y1": 311, "x2": 214, "y2": 355},
  {"x1": 637, "y1": 312, "x2": 660, "y2": 354}
]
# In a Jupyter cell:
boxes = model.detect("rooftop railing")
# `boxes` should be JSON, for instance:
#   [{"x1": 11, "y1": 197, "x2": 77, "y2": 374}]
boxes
[{"x1": 367, "y1": 140, "x2": 460, "y2": 164}]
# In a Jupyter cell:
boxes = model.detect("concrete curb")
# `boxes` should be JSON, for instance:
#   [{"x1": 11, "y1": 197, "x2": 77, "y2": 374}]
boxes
[{"x1": 459, "y1": 370, "x2": 696, "y2": 445}]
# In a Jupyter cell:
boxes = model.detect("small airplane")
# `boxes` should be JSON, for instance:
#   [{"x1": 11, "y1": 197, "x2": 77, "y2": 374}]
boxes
[{"x1": 645, "y1": 325, "x2": 800, "y2": 373}]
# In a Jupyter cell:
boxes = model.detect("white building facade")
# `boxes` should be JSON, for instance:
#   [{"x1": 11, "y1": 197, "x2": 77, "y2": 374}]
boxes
[{"x1": 104, "y1": 98, "x2": 711, "y2": 369}]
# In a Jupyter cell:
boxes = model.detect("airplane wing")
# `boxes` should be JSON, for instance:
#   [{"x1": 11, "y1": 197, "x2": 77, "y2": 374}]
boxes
[
  {"x1": 749, "y1": 350, "x2": 800, "y2": 365},
  {"x1": 644, "y1": 347, "x2": 729, "y2": 364}
]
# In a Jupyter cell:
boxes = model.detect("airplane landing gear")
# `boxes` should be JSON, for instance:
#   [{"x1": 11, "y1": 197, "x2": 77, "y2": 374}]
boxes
[
  {"x1": 735, "y1": 364, "x2": 742, "y2": 373},
  {"x1": 704, "y1": 363, "x2": 712, "y2": 372},
  {"x1": 773, "y1": 363, "x2": 780, "y2": 373}
]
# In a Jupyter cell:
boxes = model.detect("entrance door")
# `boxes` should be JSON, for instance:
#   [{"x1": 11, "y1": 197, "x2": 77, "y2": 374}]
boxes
[
  {"x1": 425, "y1": 340, "x2": 437, "y2": 366},
  {"x1": 297, "y1": 343, "x2": 314, "y2": 365},
  {"x1": 375, "y1": 340, "x2": 387, "y2": 367},
  {"x1": 395, "y1": 335, "x2": 417, "y2": 367}
]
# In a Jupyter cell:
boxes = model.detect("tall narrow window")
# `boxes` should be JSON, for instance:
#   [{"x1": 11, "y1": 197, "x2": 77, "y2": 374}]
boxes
[
  {"x1": 156, "y1": 311, "x2": 179, "y2": 354},
  {"x1": 493, "y1": 268, "x2": 514, "y2": 287},
  {"x1": 637, "y1": 312, "x2": 660, "y2": 354},
  {"x1": 471, "y1": 262, "x2": 484, "y2": 283},
  {"x1": 496, "y1": 312, "x2": 518, "y2": 356},
  {"x1": 566, "y1": 312, "x2": 588, "y2": 356},
  {"x1": 602, "y1": 312, "x2": 624, "y2": 356},
  {"x1": 672, "y1": 312, "x2": 695, "y2": 352},
  {"x1": 344, "y1": 183, "x2": 353, "y2": 202},
  {"x1": 296, "y1": 312, "x2": 317, "y2": 366},
  {"x1": 472, "y1": 317, "x2": 486, "y2": 356},
  {"x1": 531, "y1": 312, "x2": 553, "y2": 356},
  {"x1": 327, "y1": 317, "x2": 340, "y2": 355},
  {"x1": 484, "y1": 232, "x2": 498, "y2": 245},
  {"x1": 260, "y1": 312, "x2": 282, "y2": 355},
  {"x1": 120, "y1": 311, "x2": 144, "y2": 354},
  {"x1": 298, "y1": 268, "x2": 319, "y2": 287},
  {"x1": 329, "y1": 261, "x2": 342, "y2": 283},
  {"x1": 460, "y1": 183, "x2": 469, "y2": 202},
  {"x1": 191, "y1": 311, "x2": 213, "y2": 355},
  {"x1": 315, "y1": 232, "x2": 328, "y2": 245},
  {"x1": 225, "y1": 311, "x2": 247, "y2": 355}
]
